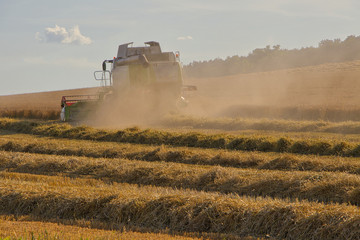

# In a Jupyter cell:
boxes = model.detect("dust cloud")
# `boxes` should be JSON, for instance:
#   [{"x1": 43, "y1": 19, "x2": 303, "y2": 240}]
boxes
[
  {"x1": 3, "y1": 60, "x2": 360, "y2": 127},
  {"x1": 83, "y1": 60, "x2": 360, "y2": 128},
  {"x1": 183, "y1": 60, "x2": 360, "y2": 119},
  {"x1": 87, "y1": 86, "x2": 181, "y2": 128}
]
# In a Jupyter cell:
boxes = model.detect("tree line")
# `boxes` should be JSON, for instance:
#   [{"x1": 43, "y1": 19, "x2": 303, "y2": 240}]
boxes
[{"x1": 183, "y1": 35, "x2": 360, "y2": 78}]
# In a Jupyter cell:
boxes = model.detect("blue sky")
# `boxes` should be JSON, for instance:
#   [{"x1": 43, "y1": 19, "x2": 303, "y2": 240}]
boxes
[{"x1": 1, "y1": 0, "x2": 360, "y2": 95}]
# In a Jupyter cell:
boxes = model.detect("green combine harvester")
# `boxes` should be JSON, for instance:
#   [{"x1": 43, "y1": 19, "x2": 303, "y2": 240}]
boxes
[{"x1": 60, "y1": 41, "x2": 196, "y2": 121}]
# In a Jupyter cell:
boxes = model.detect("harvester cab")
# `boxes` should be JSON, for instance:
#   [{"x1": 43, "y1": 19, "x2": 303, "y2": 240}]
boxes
[{"x1": 61, "y1": 41, "x2": 196, "y2": 122}]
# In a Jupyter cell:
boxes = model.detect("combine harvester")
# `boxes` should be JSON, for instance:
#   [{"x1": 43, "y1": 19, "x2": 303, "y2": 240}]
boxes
[{"x1": 60, "y1": 41, "x2": 196, "y2": 121}]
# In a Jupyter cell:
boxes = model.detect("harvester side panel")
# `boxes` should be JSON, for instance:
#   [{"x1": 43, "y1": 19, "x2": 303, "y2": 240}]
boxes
[{"x1": 112, "y1": 66, "x2": 130, "y2": 89}]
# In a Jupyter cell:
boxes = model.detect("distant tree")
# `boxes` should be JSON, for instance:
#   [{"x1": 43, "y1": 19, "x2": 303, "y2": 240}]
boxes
[
  {"x1": 184, "y1": 35, "x2": 360, "y2": 78},
  {"x1": 273, "y1": 45, "x2": 281, "y2": 50}
]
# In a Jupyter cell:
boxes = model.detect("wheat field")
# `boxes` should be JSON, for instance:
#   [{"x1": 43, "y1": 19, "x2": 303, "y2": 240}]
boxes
[
  {"x1": 1, "y1": 61, "x2": 360, "y2": 239},
  {"x1": 1, "y1": 118, "x2": 360, "y2": 239}
]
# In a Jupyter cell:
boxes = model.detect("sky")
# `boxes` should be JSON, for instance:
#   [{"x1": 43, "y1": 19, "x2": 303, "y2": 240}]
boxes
[{"x1": 1, "y1": 0, "x2": 360, "y2": 95}]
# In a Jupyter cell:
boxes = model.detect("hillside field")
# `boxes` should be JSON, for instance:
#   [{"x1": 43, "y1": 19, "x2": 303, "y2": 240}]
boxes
[{"x1": 1, "y1": 61, "x2": 360, "y2": 239}]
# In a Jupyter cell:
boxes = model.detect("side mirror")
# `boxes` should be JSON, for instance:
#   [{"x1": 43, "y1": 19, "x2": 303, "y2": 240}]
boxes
[{"x1": 102, "y1": 61, "x2": 106, "y2": 71}]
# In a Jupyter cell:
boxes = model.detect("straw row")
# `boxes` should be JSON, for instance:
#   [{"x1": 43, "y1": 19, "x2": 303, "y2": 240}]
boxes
[
  {"x1": 1, "y1": 118, "x2": 360, "y2": 157},
  {"x1": 163, "y1": 115, "x2": 360, "y2": 134},
  {"x1": 1, "y1": 173, "x2": 359, "y2": 240},
  {"x1": 1, "y1": 135, "x2": 360, "y2": 175},
  {"x1": 1, "y1": 151, "x2": 360, "y2": 205}
]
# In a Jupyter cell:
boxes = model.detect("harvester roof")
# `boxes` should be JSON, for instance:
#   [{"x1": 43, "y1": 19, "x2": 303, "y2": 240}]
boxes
[{"x1": 117, "y1": 41, "x2": 162, "y2": 59}]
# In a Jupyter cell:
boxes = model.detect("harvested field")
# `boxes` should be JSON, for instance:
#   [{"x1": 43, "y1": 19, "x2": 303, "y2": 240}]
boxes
[
  {"x1": 2, "y1": 118, "x2": 360, "y2": 157},
  {"x1": 0, "y1": 217, "x2": 205, "y2": 240},
  {"x1": 1, "y1": 127, "x2": 360, "y2": 239},
  {"x1": 163, "y1": 115, "x2": 360, "y2": 134},
  {"x1": 1, "y1": 171, "x2": 360, "y2": 240},
  {"x1": 2, "y1": 61, "x2": 360, "y2": 239},
  {"x1": 1, "y1": 133, "x2": 360, "y2": 174},
  {"x1": 1, "y1": 150, "x2": 360, "y2": 205},
  {"x1": 185, "y1": 60, "x2": 360, "y2": 119}
]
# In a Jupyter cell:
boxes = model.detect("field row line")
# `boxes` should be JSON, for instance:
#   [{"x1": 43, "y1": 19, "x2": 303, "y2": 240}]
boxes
[
  {"x1": 1, "y1": 134, "x2": 360, "y2": 175},
  {"x1": 1, "y1": 151, "x2": 360, "y2": 206},
  {"x1": 163, "y1": 115, "x2": 360, "y2": 134},
  {"x1": 0, "y1": 217, "x2": 207, "y2": 240},
  {"x1": 1, "y1": 172, "x2": 359, "y2": 240},
  {"x1": 1, "y1": 118, "x2": 360, "y2": 157}
]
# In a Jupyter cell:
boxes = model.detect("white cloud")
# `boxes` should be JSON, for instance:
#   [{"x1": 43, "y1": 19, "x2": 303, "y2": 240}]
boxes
[
  {"x1": 177, "y1": 36, "x2": 193, "y2": 40},
  {"x1": 36, "y1": 25, "x2": 92, "y2": 45}
]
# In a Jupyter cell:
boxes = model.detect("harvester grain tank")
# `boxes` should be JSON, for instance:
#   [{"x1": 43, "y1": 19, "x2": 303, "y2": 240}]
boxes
[{"x1": 60, "y1": 41, "x2": 196, "y2": 121}]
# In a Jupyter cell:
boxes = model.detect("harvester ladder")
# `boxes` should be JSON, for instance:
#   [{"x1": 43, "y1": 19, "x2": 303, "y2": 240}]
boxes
[{"x1": 94, "y1": 70, "x2": 112, "y2": 87}]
